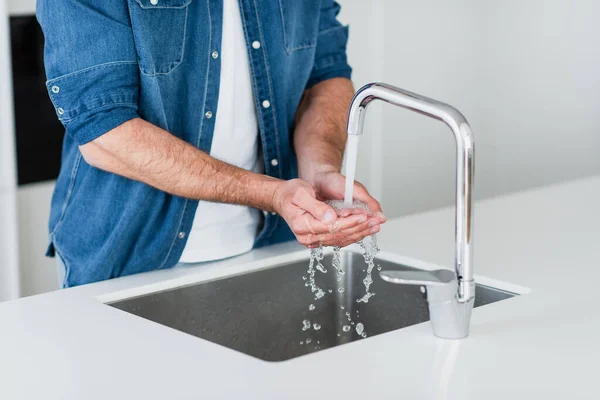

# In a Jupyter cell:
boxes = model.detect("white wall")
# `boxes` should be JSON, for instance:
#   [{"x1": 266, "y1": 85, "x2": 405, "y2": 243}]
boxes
[
  {"x1": 340, "y1": 0, "x2": 600, "y2": 217},
  {"x1": 18, "y1": 182, "x2": 57, "y2": 296},
  {"x1": 0, "y1": 0, "x2": 21, "y2": 301},
  {"x1": 7, "y1": 0, "x2": 36, "y2": 16}
]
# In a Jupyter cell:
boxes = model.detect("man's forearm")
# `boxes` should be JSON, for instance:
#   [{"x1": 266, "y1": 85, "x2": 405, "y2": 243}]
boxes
[
  {"x1": 80, "y1": 118, "x2": 279, "y2": 211},
  {"x1": 293, "y1": 77, "x2": 355, "y2": 182}
]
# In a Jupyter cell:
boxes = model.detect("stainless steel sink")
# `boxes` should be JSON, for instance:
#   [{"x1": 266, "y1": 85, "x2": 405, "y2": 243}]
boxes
[{"x1": 108, "y1": 251, "x2": 517, "y2": 362}]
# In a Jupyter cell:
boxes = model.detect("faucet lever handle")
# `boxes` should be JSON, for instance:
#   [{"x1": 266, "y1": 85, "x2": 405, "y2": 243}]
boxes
[
  {"x1": 380, "y1": 269, "x2": 458, "y2": 303},
  {"x1": 379, "y1": 269, "x2": 456, "y2": 286}
]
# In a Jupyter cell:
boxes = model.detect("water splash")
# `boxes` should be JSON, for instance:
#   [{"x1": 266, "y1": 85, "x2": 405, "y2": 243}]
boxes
[
  {"x1": 356, "y1": 233, "x2": 379, "y2": 303},
  {"x1": 302, "y1": 320, "x2": 311, "y2": 331},
  {"x1": 332, "y1": 246, "x2": 344, "y2": 276},
  {"x1": 301, "y1": 199, "x2": 381, "y2": 339},
  {"x1": 306, "y1": 246, "x2": 326, "y2": 299}
]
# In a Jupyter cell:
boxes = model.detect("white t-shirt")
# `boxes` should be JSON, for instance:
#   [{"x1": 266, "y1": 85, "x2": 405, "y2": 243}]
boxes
[{"x1": 179, "y1": 0, "x2": 262, "y2": 263}]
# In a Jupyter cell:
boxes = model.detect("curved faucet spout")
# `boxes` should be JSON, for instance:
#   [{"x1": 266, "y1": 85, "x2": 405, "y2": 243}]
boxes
[{"x1": 346, "y1": 83, "x2": 475, "y2": 304}]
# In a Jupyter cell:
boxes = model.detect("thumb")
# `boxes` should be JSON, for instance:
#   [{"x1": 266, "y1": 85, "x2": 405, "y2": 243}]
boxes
[{"x1": 294, "y1": 188, "x2": 337, "y2": 224}]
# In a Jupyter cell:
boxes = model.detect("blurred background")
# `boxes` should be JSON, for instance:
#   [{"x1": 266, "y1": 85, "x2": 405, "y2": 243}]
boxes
[{"x1": 1, "y1": 0, "x2": 599, "y2": 299}]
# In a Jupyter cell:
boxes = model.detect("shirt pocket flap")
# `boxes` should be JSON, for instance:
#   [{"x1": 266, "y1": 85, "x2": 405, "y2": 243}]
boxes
[{"x1": 135, "y1": 0, "x2": 192, "y2": 9}]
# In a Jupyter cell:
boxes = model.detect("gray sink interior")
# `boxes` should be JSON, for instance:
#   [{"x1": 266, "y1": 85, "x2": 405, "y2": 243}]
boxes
[{"x1": 108, "y1": 252, "x2": 517, "y2": 362}]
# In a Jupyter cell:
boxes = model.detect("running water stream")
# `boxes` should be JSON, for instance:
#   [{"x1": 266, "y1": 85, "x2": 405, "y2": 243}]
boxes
[{"x1": 344, "y1": 135, "x2": 360, "y2": 204}]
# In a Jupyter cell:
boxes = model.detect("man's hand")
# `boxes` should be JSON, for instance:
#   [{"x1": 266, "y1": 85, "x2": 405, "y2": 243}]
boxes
[{"x1": 272, "y1": 179, "x2": 380, "y2": 248}]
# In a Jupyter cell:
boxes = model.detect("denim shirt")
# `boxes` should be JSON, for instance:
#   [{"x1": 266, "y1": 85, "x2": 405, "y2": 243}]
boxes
[{"x1": 36, "y1": 0, "x2": 352, "y2": 287}]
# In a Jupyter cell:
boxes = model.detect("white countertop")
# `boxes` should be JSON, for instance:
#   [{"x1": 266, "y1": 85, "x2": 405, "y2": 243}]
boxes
[{"x1": 1, "y1": 176, "x2": 599, "y2": 399}]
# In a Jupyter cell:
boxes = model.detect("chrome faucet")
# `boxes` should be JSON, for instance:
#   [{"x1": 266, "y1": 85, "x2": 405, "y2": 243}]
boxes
[{"x1": 346, "y1": 83, "x2": 475, "y2": 339}]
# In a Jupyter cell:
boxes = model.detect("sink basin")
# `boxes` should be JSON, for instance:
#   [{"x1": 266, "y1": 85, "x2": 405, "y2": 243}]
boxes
[{"x1": 108, "y1": 249, "x2": 519, "y2": 362}]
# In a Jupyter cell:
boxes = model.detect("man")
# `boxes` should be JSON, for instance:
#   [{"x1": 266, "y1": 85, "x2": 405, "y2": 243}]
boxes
[{"x1": 38, "y1": 0, "x2": 385, "y2": 288}]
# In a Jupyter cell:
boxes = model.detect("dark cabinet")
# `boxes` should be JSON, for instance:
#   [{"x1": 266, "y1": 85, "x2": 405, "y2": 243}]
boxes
[{"x1": 10, "y1": 16, "x2": 64, "y2": 185}]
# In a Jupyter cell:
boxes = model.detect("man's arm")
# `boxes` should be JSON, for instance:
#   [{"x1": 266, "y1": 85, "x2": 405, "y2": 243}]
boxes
[
  {"x1": 293, "y1": 78, "x2": 386, "y2": 247},
  {"x1": 81, "y1": 118, "x2": 370, "y2": 248},
  {"x1": 81, "y1": 118, "x2": 278, "y2": 211},
  {"x1": 294, "y1": 77, "x2": 351, "y2": 181}
]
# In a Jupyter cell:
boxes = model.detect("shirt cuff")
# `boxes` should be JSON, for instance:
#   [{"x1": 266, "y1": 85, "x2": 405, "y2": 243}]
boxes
[{"x1": 45, "y1": 61, "x2": 140, "y2": 145}]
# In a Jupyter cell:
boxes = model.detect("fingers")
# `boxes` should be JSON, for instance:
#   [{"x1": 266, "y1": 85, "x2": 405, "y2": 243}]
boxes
[
  {"x1": 292, "y1": 188, "x2": 336, "y2": 224},
  {"x1": 352, "y1": 183, "x2": 387, "y2": 223},
  {"x1": 339, "y1": 224, "x2": 380, "y2": 248},
  {"x1": 297, "y1": 216, "x2": 381, "y2": 247},
  {"x1": 337, "y1": 207, "x2": 370, "y2": 218},
  {"x1": 292, "y1": 212, "x2": 368, "y2": 237}
]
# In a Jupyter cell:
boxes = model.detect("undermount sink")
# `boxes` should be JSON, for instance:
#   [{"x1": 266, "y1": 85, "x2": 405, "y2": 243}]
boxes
[{"x1": 108, "y1": 248, "x2": 519, "y2": 362}]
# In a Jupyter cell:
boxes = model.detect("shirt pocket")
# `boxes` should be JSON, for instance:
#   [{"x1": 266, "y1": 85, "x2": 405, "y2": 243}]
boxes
[
  {"x1": 129, "y1": 0, "x2": 192, "y2": 76},
  {"x1": 278, "y1": 0, "x2": 321, "y2": 53}
]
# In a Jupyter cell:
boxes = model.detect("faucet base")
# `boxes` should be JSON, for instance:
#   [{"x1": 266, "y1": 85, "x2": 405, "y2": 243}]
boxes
[{"x1": 429, "y1": 297, "x2": 474, "y2": 339}]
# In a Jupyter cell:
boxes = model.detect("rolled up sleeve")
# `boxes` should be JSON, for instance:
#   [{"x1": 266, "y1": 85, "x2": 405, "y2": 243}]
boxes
[
  {"x1": 37, "y1": 0, "x2": 140, "y2": 145},
  {"x1": 306, "y1": 0, "x2": 353, "y2": 89}
]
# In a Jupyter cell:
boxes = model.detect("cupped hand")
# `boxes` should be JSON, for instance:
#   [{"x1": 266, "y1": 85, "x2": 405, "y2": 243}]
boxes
[
  {"x1": 311, "y1": 170, "x2": 387, "y2": 222},
  {"x1": 272, "y1": 179, "x2": 382, "y2": 248}
]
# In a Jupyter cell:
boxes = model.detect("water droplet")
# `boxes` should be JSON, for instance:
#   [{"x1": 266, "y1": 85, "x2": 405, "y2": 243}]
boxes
[
  {"x1": 355, "y1": 323, "x2": 364, "y2": 335},
  {"x1": 342, "y1": 325, "x2": 351, "y2": 332},
  {"x1": 337, "y1": 334, "x2": 341, "y2": 337},
  {"x1": 351, "y1": 321, "x2": 355, "y2": 325},
  {"x1": 340, "y1": 305, "x2": 345, "y2": 310},
  {"x1": 309, "y1": 304, "x2": 315, "y2": 311},
  {"x1": 328, "y1": 289, "x2": 333, "y2": 293},
  {"x1": 361, "y1": 333, "x2": 367, "y2": 338},
  {"x1": 345, "y1": 311, "x2": 351, "y2": 316},
  {"x1": 356, "y1": 292, "x2": 376, "y2": 303},
  {"x1": 317, "y1": 341, "x2": 320, "y2": 344},
  {"x1": 302, "y1": 276, "x2": 307, "y2": 280},
  {"x1": 316, "y1": 260, "x2": 327, "y2": 273},
  {"x1": 306, "y1": 338, "x2": 312, "y2": 344},
  {"x1": 300, "y1": 341, "x2": 304, "y2": 345},
  {"x1": 302, "y1": 320, "x2": 311, "y2": 331},
  {"x1": 377, "y1": 266, "x2": 382, "y2": 271},
  {"x1": 313, "y1": 323, "x2": 321, "y2": 331},
  {"x1": 338, "y1": 287, "x2": 345, "y2": 293}
]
